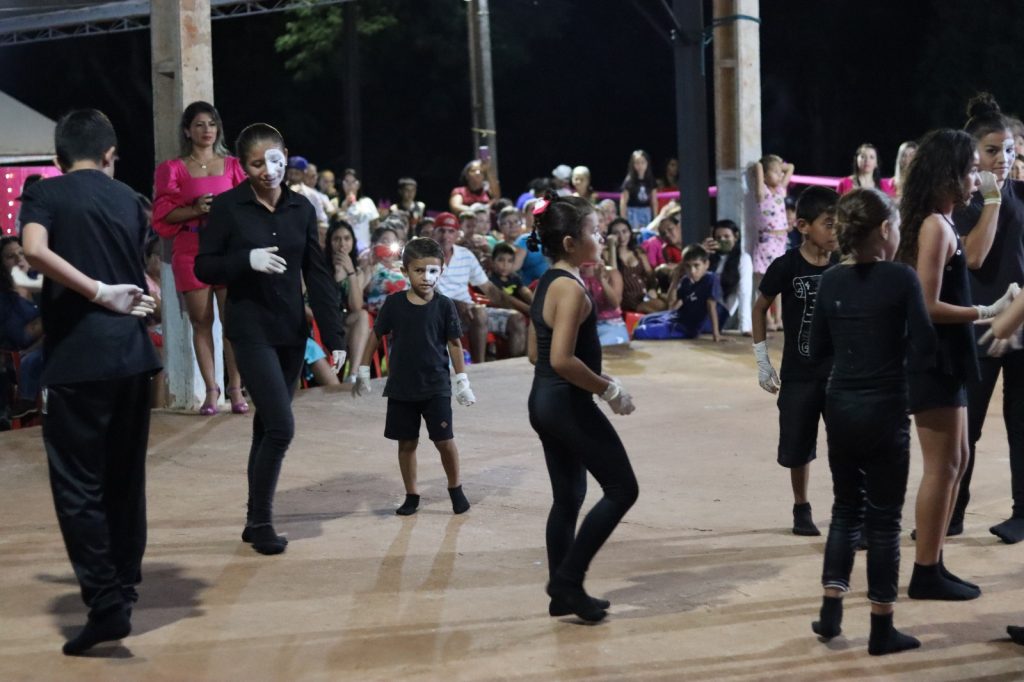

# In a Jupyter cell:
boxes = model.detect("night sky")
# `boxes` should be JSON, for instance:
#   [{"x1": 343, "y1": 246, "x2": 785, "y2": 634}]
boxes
[{"x1": 3, "y1": 1, "x2": 1024, "y2": 211}]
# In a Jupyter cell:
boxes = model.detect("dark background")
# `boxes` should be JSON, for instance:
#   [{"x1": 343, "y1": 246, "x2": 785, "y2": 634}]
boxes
[{"x1": 3, "y1": 1, "x2": 1024, "y2": 209}]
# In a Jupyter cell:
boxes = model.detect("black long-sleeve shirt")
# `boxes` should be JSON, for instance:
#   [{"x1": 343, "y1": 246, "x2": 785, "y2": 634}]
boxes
[
  {"x1": 809, "y1": 261, "x2": 936, "y2": 392},
  {"x1": 195, "y1": 182, "x2": 344, "y2": 351}
]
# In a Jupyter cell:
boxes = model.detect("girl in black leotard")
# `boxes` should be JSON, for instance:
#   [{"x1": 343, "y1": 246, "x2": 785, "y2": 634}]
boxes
[
  {"x1": 896, "y1": 129, "x2": 1016, "y2": 600},
  {"x1": 526, "y1": 192, "x2": 638, "y2": 623}
]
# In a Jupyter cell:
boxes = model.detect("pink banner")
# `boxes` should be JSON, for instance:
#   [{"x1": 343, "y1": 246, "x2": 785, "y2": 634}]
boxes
[
  {"x1": 2, "y1": 165, "x2": 61, "y2": 236},
  {"x1": 593, "y1": 175, "x2": 843, "y2": 206}
]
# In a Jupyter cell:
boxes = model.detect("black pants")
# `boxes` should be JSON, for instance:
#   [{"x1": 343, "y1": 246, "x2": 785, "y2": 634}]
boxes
[
  {"x1": 43, "y1": 373, "x2": 152, "y2": 616},
  {"x1": 955, "y1": 351, "x2": 1024, "y2": 522},
  {"x1": 528, "y1": 381, "x2": 639, "y2": 584},
  {"x1": 821, "y1": 389, "x2": 909, "y2": 604},
  {"x1": 232, "y1": 343, "x2": 304, "y2": 527}
]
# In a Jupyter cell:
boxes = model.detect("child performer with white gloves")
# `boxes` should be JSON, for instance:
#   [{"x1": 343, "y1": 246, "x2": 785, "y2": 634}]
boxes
[{"x1": 354, "y1": 237, "x2": 475, "y2": 515}]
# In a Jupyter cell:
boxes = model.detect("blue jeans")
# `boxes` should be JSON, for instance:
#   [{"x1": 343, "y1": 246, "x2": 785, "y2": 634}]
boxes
[{"x1": 18, "y1": 348, "x2": 43, "y2": 401}]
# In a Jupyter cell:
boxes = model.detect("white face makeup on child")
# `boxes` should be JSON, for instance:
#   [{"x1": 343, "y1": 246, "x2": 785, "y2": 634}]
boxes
[
  {"x1": 265, "y1": 149, "x2": 286, "y2": 188},
  {"x1": 424, "y1": 264, "x2": 441, "y2": 287}
]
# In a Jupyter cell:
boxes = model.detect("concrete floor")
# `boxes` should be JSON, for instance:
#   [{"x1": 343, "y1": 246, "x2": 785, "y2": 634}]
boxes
[{"x1": 2, "y1": 336, "x2": 1023, "y2": 681}]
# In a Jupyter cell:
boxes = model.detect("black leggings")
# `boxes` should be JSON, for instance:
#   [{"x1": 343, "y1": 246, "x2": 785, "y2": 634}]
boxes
[
  {"x1": 955, "y1": 351, "x2": 1024, "y2": 521},
  {"x1": 821, "y1": 389, "x2": 909, "y2": 604},
  {"x1": 232, "y1": 343, "x2": 304, "y2": 526},
  {"x1": 529, "y1": 381, "x2": 639, "y2": 584}
]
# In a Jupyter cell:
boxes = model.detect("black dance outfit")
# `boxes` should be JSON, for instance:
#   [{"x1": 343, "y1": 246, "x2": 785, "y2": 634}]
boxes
[
  {"x1": 196, "y1": 183, "x2": 344, "y2": 551},
  {"x1": 809, "y1": 262, "x2": 934, "y2": 603},
  {"x1": 953, "y1": 181, "x2": 1024, "y2": 534},
  {"x1": 528, "y1": 270, "x2": 638, "y2": 606}
]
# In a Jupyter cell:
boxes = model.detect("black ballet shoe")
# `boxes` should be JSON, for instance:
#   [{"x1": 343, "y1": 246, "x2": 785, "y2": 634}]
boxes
[
  {"x1": 939, "y1": 552, "x2": 978, "y2": 591},
  {"x1": 243, "y1": 524, "x2": 287, "y2": 555},
  {"x1": 396, "y1": 494, "x2": 420, "y2": 516},
  {"x1": 792, "y1": 503, "x2": 821, "y2": 536},
  {"x1": 62, "y1": 606, "x2": 131, "y2": 656},
  {"x1": 549, "y1": 596, "x2": 611, "y2": 617},
  {"x1": 811, "y1": 595, "x2": 843, "y2": 640},
  {"x1": 448, "y1": 486, "x2": 470, "y2": 515},
  {"x1": 546, "y1": 579, "x2": 607, "y2": 622},
  {"x1": 1007, "y1": 625, "x2": 1024, "y2": 645},
  {"x1": 907, "y1": 562, "x2": 979, "y2": 601},
  {"x1": 868, "y1": 613, "x2": 920, "y2": 656},
  {"x1": 242, "y1": 525, "x2": 288, "y2": 546},
  {"x1": 989, "y1": 517, "x2": 1024, "y2": 544}
]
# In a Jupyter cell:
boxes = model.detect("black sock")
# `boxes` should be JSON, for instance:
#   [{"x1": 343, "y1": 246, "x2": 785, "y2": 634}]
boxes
[
  {"x1": 62, "y1": 606, "x2": 131, "y2": 656},
  {"x1": 938, "y1": 552, "x2": 978, "y2": 591},
  {"x1": 546, "y1": 574, "x2": 607, "y2": 622},
  {"x1": 990, "y1": 517, "x2": 1024, "y2": 544},
  {"x1": 396, "y1": 494, "x2": 420, "y2": 516},
  {"x1": 1008, "y1": 625, "x2": 1024, "y2": 645},
  {"x1": 907, "y1": 562, "x2": 980, "y2": 601},
  {"x1": 242, "y1": 525, "x2": 288, "y2": 546},
  {"x1": 792, "y1": 502, "x2": 821, "y2": 536},
  {"x1": 811, "y1": 595, "x2": 843, "y2": 639},
  {"x1": 868, "y1": 612, "x2": 920, "y2": 656},
  {"x1": 448, "y1": 486, "x2": 470, "y2": 514},
  {"x1": 244, "y1": 524, "x2": 287, "y2": 555},
  {"x1": 549, "y1": 595, "x2": 611, "y2": 617}
]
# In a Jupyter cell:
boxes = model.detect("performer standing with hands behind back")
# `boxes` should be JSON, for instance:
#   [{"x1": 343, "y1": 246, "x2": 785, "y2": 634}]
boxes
[{"x1": 195, "y1": 123, "x2": 345, "y2": 556}]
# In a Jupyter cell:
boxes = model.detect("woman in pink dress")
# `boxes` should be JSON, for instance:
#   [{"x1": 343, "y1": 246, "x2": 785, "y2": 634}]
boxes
[
  {"x1": 153, "y1": 101, "x2": 247, "y2": 415},
  {"x1": 836, "y1": 143, "x2": 896, "y2": 197}
]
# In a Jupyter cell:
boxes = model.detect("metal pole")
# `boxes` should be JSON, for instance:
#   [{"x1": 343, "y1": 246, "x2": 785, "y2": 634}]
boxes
[
  {"x1": 343, "y1": 1, "x2": 361, "y2": 172},
  {"x1": 672, "y1": 0, "x2": 711, "y2": 244},
  {"x1": 466, "y1": 0, "x2": 482, "y2": 155},
  {"x1": 476, "y1": 0, "x2": 498, "y2": 175}
]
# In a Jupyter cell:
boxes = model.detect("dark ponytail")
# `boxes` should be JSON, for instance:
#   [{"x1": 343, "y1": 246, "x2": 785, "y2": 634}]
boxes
[
  {"x1": 235, "y1": 122, "x2": 284, "y2": 161},
  {"x1": 964, "y1": 92, "x2": 1010, "y2": 141},
  {"x1": 528, "y1": 191, "x2": 594, "y2": 259}
]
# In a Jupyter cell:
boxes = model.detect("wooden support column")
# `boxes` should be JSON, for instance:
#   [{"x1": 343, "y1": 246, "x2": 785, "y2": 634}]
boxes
[
  {"x1": 712, "y1": 0, "x2": 761, "y2": 253},
  {"x1": 151, "y1": 0, "x2": 216, "y2": 411}
]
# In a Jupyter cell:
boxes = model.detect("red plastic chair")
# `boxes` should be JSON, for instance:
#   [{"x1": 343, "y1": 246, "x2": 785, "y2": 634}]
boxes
[{"x1": 624, "y1": 312, "x2": 644, "y2": 339}]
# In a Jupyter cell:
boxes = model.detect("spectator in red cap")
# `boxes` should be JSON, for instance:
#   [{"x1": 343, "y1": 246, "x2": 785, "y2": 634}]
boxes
[{"x1": 433, "y1": 212, "x2": 521, "y2": 362}]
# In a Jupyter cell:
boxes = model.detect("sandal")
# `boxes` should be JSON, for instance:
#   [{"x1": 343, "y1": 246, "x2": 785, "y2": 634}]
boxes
[
  {"x1": 199, "y1": 387, "x2": 220, "y2": 416},
  {"x1": 227, "y1": 387, "x2": 249, "y2": 414}
]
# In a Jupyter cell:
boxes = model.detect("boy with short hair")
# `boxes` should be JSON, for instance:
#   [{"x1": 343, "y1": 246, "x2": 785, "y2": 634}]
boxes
[
  {"x1": 489, "y1": 242, "x2": 533, "y2": 315},
  {"x1": 752, "y1": 185, "x2": 839, "y2": 537},
  {"x1": 355, "y1": 237, "x2": 475, "y2": 515},
  {"x1": 670, "y1": 244, "x2": 725, "y2": 341},
  {"x1": 19, "y1": 109, "x2": 160, "y2": 655}
]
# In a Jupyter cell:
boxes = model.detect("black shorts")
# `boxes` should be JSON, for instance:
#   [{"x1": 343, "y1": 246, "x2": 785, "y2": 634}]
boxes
[
  {"x1": 776, "y1": 378, "x2": 827, "y2": 468},
  {"x1": 907, "y1": 369, "x2": 967, "y2": 414},
  {"x1": 384, "y1": 396, "x2": 454, "y2": 442}
]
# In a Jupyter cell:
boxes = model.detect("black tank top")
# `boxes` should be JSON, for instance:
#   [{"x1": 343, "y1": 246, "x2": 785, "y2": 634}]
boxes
[
  {"x1": 931, "y1": 228, "x2": 980, "y2": 382},
  {"x1": 531, "y1": 269, "x2": 602, "y2": 383}
]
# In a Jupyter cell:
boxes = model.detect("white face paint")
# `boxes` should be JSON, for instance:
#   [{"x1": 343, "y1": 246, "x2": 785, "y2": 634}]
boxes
[
  {"x1": 423, "y1": 265, "x2": 442, "y2": 287},
  {"x1": 265, "y1": 148, "x2": 286, "y2": 188}
]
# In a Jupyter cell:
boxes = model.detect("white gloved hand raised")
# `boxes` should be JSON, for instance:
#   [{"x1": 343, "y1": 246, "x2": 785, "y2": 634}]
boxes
[
  {"x1": 454, "y1": 372, "x2": 476, "y2": 406},
  {"x1": 979, "y1": 170, "x2": 1001, "y2": 204},
  {"x1": 753, "y1": 341, "x2": 781, "y2": 393},
  {"x1": 249, "y1": 246, "x2": 287, "y2": 274},
  {"x1": 599, "y1": 379, "x2": 635, "y2": 415},
  {"x1": 974, "y1": 283, "x2": 1020, "y2": 320},
  {"x1": 92, "y1": 281, "x2": 156, "y2": 317},
  {"x1": 11, "y1": 267, "x2": 42, "y2": 292},
  {"x1": 352, "y1": 365, "x2": 372, "y2": 397},
  {"x1": 331, "y1": 350, "x2": 347, "y2": 373}
]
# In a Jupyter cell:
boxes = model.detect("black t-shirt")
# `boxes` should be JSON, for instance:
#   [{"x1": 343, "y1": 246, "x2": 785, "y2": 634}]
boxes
[
  {"x1": 810, "y1": 261, "x2": 936, "y2": 392},
  {"x1": 490, "y1": 272, "x2": 523, "y2": 298},
  {"x1": 759, "y1": 248, "x2": 836, "y2": 380},
  {"x1": 18, "y1": 170, "x2": 161, "y2": 385},
  {"x1": 374, "y1": 291, "x2": 462, "y2": 400},
  {"x1": 954, "y1": 180, "x2": 1024, "y2": 339}
]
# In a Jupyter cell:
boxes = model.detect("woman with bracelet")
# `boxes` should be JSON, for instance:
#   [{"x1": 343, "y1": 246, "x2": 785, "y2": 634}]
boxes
[
  {"x1": 324, "y1": 219, "x2": 369, "y2": 383},
  {"x1": 153, "y1": 101, "x2": 246, "y2": 415}
]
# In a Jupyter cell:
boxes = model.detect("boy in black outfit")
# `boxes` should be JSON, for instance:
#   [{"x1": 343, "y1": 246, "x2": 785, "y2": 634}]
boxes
[
  {"x1": 752, "y1": 186, "x2": 839, "y2": 536},
  {"x1": 355, "y1": 237, "x2": 475, "y2": 515},
  {"x1": 19, "y1": 109, "x2": 161, "y2": 655}
]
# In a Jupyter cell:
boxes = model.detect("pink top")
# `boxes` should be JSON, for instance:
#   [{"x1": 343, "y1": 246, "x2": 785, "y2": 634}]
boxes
[
  {"x1": 153, "y1": 157, "x2": 246, "y2": 292},
  {"x1": 582, "y1": 271, "x2": 623, "y2": 321},
  {"x1": 642, "y1": 235, "x2": 666, "y2": 268},
  {"x1": 757, "y1": 184, "x2": 788, "y2": 233},
  {"x1": 837, "y1": 176, "x2": 896, "y2": 197}
]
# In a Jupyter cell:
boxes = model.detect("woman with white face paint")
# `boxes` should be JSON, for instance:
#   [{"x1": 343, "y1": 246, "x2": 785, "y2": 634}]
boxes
[
  {"x1": 195, "y1": 123, "x2": 346, "y2": 556},
  {"x1": 949, "y1": 93, "x2": 1024, "y2": 544},
  {"x1": 153, "y1": 101, "x2": 247, "y2": 415}
]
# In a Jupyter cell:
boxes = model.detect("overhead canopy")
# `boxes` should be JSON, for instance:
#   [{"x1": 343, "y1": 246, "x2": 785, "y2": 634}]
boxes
[{"x1": 0, "y1": 90, "x2": 55, "y2": 163}]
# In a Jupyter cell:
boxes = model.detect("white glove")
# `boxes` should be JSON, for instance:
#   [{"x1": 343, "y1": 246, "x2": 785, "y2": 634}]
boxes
[
  {"x1": 353, "y1": 365, "x2": 372, "y2": 397},
  {"x1": 454, "y1": 372, "x2": 476, "y2": 406},
  {"x1": 979, "y1": 170, "x2": 1001, "y2": 204},
  {"x1": 978, "y1": 326, "x2": 1023, "y2": 357},
  {"x1": 331, "y1": 350, "x2": 347, "y2": 373},
  {"x1": 92, "y1": 281, "x2": 156, "y2": 317},
  {"x1": 249, "y1": 246, "x2": 287, "y2": 274},
  {"x1": 599, "y1": 379, "x2": 635, "y2": 415},
  {"x1": 974, "y1": 283, "x2": 1020, "y2": 320},
  {"x1": 11, "y1": 267, "x2": 42, "y2": 292},
  {"x1": 753, "y1": 341, "x2": 781, "y2": 393}
]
